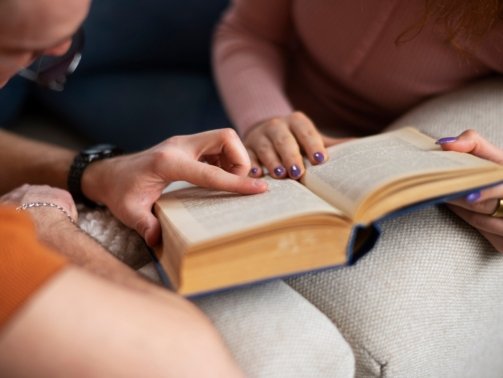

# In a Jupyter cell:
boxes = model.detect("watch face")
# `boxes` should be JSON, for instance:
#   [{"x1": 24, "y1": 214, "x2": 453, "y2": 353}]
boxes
[{"x1": 83, "y1": 144, "x2": 117, "y2": 155}]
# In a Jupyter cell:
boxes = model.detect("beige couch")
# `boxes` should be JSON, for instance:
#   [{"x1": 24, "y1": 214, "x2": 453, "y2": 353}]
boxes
[{"x1": 13, "y1": 78, "x2": 503, "y2": 377}]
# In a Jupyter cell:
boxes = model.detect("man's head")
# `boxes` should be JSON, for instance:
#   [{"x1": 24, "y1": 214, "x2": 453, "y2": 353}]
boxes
[{"x1": 0, "y1": 0, "x2": 90, "y2": 87}]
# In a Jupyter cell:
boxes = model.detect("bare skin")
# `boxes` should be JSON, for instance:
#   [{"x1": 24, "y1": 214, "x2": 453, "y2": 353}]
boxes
[
  {"x1": 0, "y1": 0, "x2": 267, "y2": 247},
  {"x1": 0, "y1": 267, "x2": 244, "y2": 377},
  {"x1": 244, "y1": 112, "x2": 353, "y2": 180},
  {"x1": 0, "y1": 185, "x2": 244, "y2": 377},
  {"x1": 439, "y1": 129, "x2": 503, "y2": 253},
  {"x1": 0, "y1": 128, "x2": 267, "y2": 246},
  {"x1": 0, "y1": 0, "x2": 89, "y2": 86},
  {"x1": 0, "y1": 0, "x2": 260, "y2": 375},
  {"x1": 247, "y1": 115, "x2": 503, "y2": 253},
  {"x1": 246, "y1": 112, "x2": 335, "y2": 179}
]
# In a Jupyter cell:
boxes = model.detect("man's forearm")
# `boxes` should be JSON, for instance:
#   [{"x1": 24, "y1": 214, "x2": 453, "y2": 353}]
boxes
[
  {"x1": 31, "y1": 208, "x2": 157, "y2": 293},
  {"x1": 0, "y1": 130, "x2": 75, "y2": 194}
]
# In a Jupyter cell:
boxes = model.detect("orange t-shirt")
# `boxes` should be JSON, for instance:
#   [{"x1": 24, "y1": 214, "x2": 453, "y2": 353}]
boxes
[{"x1": 0, "y1": 206, "x2": 67, "y2": 328}]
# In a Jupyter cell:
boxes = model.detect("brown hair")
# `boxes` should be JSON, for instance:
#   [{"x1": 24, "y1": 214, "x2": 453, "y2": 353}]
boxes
[{"x1": 398, "y1": 0, "x2": 503, "y2": 48}]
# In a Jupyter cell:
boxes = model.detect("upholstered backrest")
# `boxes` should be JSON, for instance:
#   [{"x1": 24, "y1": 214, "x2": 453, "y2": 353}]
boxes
[{"x1": 388, "y1": 77, "x2": 503, "y2": 147}]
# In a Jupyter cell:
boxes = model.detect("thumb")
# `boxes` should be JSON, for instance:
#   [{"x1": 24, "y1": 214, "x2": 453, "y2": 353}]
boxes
[
  {"x1": 438, "y1": 129, "x2": 503, "y2": 164},
  {"x1": 144, "y1": 215, "x2": 162, "y2": 247},
  {"x1": 133, "y1": 210, "x2": 162, "y2": 247}
]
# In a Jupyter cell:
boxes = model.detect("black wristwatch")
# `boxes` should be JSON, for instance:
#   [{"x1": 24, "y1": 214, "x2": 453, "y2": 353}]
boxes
[{"x1": 67, "y1": 144, "x2": 123, "y2": 207}]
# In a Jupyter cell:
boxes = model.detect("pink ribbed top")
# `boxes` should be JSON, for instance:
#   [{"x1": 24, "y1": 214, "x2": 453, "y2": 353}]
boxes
[{"x1": 213, "y1": 0, "x2": 503, "y2": 137}]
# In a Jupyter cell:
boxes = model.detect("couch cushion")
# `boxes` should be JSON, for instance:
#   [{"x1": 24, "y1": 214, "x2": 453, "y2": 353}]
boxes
[
  {"x1": 77, "y1": 207, "x2": 355, "y2": 378},
  {"x1": 196, "y1": 281, "x2": 355, "y2": 378}
]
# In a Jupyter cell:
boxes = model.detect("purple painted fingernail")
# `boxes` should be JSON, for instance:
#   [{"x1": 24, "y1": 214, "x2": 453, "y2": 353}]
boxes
[
  {"x1": 250, "y1": 167, "x2": 259, "y2": 176},
  {"x1": 273, "y1": 166, "x2": 286, "y2": 177},
  {"x1": 289, "y1": 164, "x2": 301, "y2": 178},
  {"x1": 435, "y1": 137, "x2": 458, "y2": 145},
  {"x1": 313, "y1": 152, "x2": 325, "y2": 163},
  {"x1": 465, "y1": 191, "x2": 481, "y2": 203}
]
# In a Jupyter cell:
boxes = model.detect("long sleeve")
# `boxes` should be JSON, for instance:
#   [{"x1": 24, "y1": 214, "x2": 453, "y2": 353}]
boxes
[
  {"x1": 214, "y1": 0, "x2": 503, "y2": 137},
  {"x1": 213, "y1": 0, "x2": 294, "y2": 136}
]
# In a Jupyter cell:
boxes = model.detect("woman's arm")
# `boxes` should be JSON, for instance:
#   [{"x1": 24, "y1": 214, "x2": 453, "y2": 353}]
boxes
[
  {"x1": 213, "y1": 0, "x2": 294, "y2": 135},
  {"x1": 214, "y1": 0, "x2": 333, "y2": 179}
]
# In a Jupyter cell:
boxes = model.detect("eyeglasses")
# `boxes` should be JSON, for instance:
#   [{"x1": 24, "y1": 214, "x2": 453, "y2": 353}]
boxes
[{"x1": 18, "y1": 28, "x2": 85, "y2": 91}]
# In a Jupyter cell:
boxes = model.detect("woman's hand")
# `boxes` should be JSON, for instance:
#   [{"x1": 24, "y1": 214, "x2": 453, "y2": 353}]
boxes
[
  {"x1": 437, "y1": 129, "x2": 503, "y2": 252},
  {"x1": 82, "y1": 128, "x2": 268, "y2": 247},
  {"x1": 244, "y1": 112, "x2": 347, "y2": 179}
]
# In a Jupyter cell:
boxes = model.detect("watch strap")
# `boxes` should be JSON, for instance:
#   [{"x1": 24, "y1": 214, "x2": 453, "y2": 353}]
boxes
[{"x1": 67, "y1": 145, "x2": 123, "y2": 207}]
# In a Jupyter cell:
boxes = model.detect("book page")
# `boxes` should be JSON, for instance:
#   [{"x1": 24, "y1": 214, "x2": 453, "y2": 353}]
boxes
[
  {"x1": 302, "y1": 127, "x2": 495, "y2": 216},
  {"x1": 156, "y1": 177, "x2": 342, "y2": 246}
]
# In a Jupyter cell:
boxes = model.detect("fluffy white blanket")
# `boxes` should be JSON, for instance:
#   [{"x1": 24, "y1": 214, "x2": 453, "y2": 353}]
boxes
[{"x1": 77, "y1": 206, "x2": 160, "y2": 281}]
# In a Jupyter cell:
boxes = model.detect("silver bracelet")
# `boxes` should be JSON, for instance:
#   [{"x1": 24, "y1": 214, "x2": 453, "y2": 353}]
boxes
[{"x1": 16, "y1": 202, "x2": 75, "y2": 223}]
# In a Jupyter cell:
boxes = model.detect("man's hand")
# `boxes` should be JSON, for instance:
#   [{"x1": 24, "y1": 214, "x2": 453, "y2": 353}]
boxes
[{"x1": 82, "y1": 128, "x2": 268, "y2": 246}]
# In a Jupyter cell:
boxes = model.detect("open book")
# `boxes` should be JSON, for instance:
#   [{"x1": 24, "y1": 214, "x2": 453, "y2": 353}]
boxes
[{"x1": 154, "y1": 127, "x2": 503, "y2": 296}]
